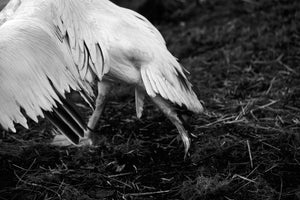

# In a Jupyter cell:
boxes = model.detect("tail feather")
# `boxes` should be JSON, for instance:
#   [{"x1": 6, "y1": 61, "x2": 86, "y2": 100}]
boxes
[{"x1": 141, "y1": 65, "x2": 203, "y2": 113}]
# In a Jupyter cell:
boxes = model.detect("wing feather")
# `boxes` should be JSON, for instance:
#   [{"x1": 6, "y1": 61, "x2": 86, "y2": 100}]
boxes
[
  {"x1": 0, "y1": 18, "x2": 84, "y2": 132},
  {"x1": 52, "y1": 0, "x2": 110, "y2": 81}
]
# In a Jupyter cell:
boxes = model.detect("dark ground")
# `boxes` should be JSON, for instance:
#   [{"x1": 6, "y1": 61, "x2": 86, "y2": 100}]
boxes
[{"x1": 0, "y1": 0, "x2": 300, "y2": 199}]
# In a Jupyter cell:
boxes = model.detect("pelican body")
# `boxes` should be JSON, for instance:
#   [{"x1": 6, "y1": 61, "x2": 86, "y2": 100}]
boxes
[{"x1": 0, "y1": 0, "x2": 203, "y2": 153}]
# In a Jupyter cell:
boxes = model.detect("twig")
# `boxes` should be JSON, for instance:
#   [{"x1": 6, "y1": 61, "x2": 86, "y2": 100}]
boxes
[
  {"x1": 243, "y1": 123, "x2": 286, "y2": 133},
  {"x1": 197, "y1": 116, "x2": 236, "y2": 128},
  {"x1": 264, "y1": 164, "x2": 279, "y2": 173},
  {"x1": 265, "y1": 77, "x2": 276, "y2": 94},
  {"x1": 285, "y1": 105, "x2": 300, "y2": 112},
  {"x1": 260, "y1": 141, "x2": 281, "y2": 151},
  {"x1": 251, "y1": 54, "x2": 297, "y2": 76},
  {"x1": 57, "y1": 180, "x2": 65, "y2": 196},
  {"x1": 102, "y1": 174, "x2": 133, "y2": 189},
  {"x1": 224, "y1": 196, "x2": 234, "y2": 200},
  {"x1": 246, "y1": 140, "x2": 254, "y2": 169},
  {"x1": 224, "y1": 119, "x2": 247, "y2": 124},
  {"x1": 234, "y1": 181, "x2": 252, "y2": 193},
  {"x1": 256, "y1": 100, "x2": 278, "y2": 110},
  {"x1": 108, "y1": 172, "x2": 133, "y2": 178},
  {"x1": 236, "y1": 100, "x2": 254, "y2": 120},
  {"x1": 13, "y1": 158, "x2": 36, "y2": 186},
  {"x1": 250, "y1": 110, "x2": 259, "y2": 121},
  {"x1": 247, "y1": 164, "x2": 260, "y2": 178},
  {"x1": 124, "y1": 190, "x2": 171, "y2": 197},
  {"x1": 232, "y1": 174, "x2": 256, "y2": 183},
  {"x1": 278, "y1": 59, "x2": 298, "y2": 75},
  {"x1": 13, "y1": 171, "x2": 62, "y2": 199}
]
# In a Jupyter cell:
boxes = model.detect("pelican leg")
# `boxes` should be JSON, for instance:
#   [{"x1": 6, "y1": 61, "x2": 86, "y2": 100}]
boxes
[
  {"x1": 151, "y1": 96, "x2": 191, "y2": 157},
  {"x1": 84, "y1": 81, "x2": 111, "y2": 145},
  {"x1": 52, "y1": 81, "x2": 111, "y2": 146}
]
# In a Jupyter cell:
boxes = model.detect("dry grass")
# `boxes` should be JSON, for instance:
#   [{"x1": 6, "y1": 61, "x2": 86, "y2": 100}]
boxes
[{"x1": 0, "y1": 0, "x2": 299, "y2": 199}]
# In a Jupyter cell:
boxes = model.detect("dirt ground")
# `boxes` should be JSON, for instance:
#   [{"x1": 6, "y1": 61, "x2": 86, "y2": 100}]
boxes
[{"x1": 0, "y1": 0, "x2": 299, "y2": 199}]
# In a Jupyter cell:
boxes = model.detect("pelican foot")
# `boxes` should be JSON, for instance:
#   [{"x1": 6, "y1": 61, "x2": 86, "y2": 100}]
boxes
[{"x1": 51, "y1": 134, "x2": 93, "y2": 147}]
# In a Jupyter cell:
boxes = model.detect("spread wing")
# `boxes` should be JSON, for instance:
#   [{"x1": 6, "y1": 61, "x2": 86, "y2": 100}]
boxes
[
  {"x1": 0, "y1": 18, "x2": 83, "y2": 132},
  {"x1": 0, "y1": 0, "x2": 110, "y2": 143}
]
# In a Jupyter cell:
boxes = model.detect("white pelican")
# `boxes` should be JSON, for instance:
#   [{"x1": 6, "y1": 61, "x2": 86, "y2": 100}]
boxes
[{"x1": 0, "y1": 0, "x2": 203, "y2": 153}]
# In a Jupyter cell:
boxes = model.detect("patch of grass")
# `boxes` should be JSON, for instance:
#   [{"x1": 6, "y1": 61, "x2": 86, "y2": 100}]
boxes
[{"x1": 181, "y1": 175, "x2": 231, "y2": 200}]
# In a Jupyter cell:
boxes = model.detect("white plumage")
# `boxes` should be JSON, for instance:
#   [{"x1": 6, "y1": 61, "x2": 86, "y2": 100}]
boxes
[{"x1": 0, "y1": 0, "x2": 203, "y2": 153}]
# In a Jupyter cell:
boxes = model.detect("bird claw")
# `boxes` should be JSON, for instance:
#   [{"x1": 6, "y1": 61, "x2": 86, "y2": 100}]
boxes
[
  {"x1": 181, "y1": 133, "x2": 190, "y2": 159},
  {"x1": 51, "y1": 134, "x2": 74, "y2": 146},
  {"x1": 175, "y1": 126, "x2": 191, "y2": 159}
]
